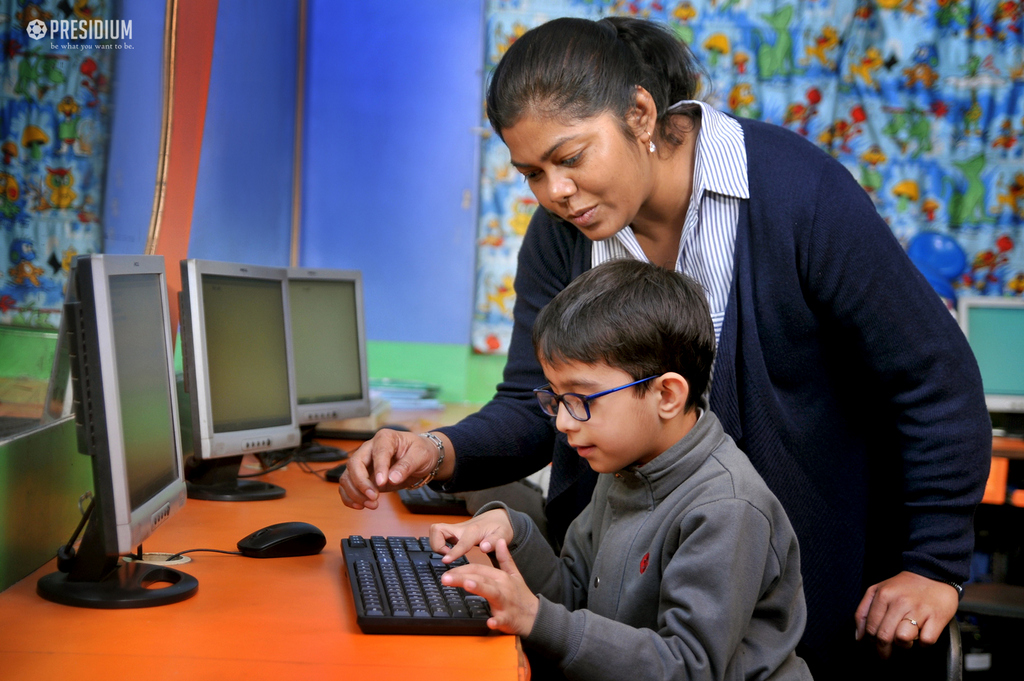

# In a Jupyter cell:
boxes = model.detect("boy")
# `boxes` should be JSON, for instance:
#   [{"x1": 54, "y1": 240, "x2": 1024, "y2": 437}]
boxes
[{"x1": 431, "y1": 260, "x2": 811, "y2": 680}]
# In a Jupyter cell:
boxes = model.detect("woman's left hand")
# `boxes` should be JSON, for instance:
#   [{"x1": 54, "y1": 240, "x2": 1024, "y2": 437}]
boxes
[{"x1": 854, "y1": 570, "x2": 959, "y2": 658}]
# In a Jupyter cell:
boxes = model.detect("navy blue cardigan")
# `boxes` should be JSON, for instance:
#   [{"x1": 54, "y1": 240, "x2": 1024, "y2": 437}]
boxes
[{"x1": 437, "y1": 118, "x2": 991, "y2": 668}]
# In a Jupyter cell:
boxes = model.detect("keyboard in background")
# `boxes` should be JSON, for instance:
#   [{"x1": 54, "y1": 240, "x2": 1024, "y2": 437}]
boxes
[
  {"x1": 398, "y1": 487, "x2": 470, "y2": 516},
  {"x1": 341, "y1": 535, "x2": 492, "y2": 635}
]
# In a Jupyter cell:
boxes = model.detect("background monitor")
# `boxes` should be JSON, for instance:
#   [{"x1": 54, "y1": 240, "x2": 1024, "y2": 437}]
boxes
[
  {"x1": 959, "y1": 296, "x2": 1024, "y2": 435},
  {"x1": 37, "y1": 254, "x2": 197, "y2": 608},
  {"x1": 287, "y1": 267, "x2": 370, "y2": 462},
  {"x1": 42, "y1": 272, "x2": 77, "y2": 424},
  {"x1": 179, "y1": 259, "x2": 300, "y2": 500}
]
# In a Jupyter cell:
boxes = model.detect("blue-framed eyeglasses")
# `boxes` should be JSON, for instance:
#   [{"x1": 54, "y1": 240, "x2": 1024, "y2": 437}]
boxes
[{"x1": 533, "y1": 376, "x2": 659, "y2": 422}]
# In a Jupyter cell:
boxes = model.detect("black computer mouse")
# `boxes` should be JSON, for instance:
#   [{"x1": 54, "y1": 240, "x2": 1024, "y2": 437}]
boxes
[
  {"x1": 237, "y1": 521, "x2": 326, "y2": 558},
  {"x1": 325, "y1": 462, "x2": 346, "y2": 483}
]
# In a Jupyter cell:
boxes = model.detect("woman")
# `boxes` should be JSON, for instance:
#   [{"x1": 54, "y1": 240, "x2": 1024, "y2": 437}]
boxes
[{"x1": 339, "y1": 16, "x2": 990, "y2": 676}]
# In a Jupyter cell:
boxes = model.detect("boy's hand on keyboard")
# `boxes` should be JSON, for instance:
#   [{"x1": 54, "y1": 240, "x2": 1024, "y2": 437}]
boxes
[
  {"x1": 440, "y1": 539, "x2": 538, "y2": 636},
  {"x1": 338, "y1": 429, "x2": 438, "y2": 510},
  {"x1": 430, "y1": 509, "x2": 513, "y2": 564}
]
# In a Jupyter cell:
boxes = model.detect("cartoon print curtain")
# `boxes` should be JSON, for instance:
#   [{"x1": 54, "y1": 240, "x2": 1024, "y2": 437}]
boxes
[
  {"x1": 0, "y1": 0, "x2": 113, "y2": 328},
  {"x1": 471, "y1": 0, "x2": 1024, "y2": 354}
]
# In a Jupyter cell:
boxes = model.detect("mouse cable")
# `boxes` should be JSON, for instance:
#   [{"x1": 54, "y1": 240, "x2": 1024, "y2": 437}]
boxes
[
  {"x1": 295, "y1": 459, "x2": 337, "y2": 480},
  {"x1": 165, "y1": 548, "x2": 244, "y2": 561}
]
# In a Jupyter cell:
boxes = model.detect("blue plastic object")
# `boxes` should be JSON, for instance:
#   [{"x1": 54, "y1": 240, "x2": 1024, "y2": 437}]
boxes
[{"x1": 907, "y1": 232, "x2": 967, "y2": 302}]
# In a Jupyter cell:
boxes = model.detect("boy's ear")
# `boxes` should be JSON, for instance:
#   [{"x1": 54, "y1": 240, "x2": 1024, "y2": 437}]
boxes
[{"x1": 654, "y1": 372, "x2": 689, "y2": 419}]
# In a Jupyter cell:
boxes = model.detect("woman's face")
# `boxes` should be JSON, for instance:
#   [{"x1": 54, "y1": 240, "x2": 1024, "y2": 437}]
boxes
[{"x1": 502, "y1": 110, "x2": 650, "y2": 241}]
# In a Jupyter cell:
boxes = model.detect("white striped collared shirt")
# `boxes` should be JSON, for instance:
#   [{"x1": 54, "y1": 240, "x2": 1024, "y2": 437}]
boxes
[{"x1": 591, "y1": 101, "x2": 749, "y2": 346}]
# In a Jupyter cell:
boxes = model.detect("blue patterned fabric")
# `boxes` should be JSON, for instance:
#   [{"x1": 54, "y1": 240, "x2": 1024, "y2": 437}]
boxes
[
  {"x1": 472, "y1": 0, "x2": 1024, "y2": 354},
  {"x1": 0, "y1": 0, "x2": 116, "y2": 328}
]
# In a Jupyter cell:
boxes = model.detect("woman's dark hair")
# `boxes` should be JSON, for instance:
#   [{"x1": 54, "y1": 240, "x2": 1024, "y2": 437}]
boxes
[
  {"x1": 533, "y1": 259, "x2": 715, "y2": 410},
  {"x1": 486, "y1": 17, "x2": 707, "y2": 148}
]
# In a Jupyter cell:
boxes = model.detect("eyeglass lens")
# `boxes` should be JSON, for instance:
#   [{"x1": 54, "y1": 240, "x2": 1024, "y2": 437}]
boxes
[{"x1": 537, "y1": 391, "x2": 586, "y2": 420}]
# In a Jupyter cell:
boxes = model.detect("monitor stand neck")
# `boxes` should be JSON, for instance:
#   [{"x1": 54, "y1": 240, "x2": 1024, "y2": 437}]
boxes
[
  {"x1": 290, "y1": 424, "x2": 348, "y2": 463},
  {"x1": 185, "y1": 455, "x2": 286, "y2": 501}
]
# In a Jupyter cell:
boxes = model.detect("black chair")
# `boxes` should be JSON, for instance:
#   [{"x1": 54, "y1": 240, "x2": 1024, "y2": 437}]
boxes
[
  {"x1": 946, "y1": 617, "x2": 962, "y2": 681},
  {"x1": 956, "y1": 582, "x2": 1024, "y2": 678}
]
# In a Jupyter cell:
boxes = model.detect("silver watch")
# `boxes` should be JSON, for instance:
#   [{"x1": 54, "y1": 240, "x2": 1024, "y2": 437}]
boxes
[{"x1": 409, "y1": 432, "x2": 445, "y2": 489}]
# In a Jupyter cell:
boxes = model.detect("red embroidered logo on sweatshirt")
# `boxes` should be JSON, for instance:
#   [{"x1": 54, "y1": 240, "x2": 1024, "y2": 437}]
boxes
[{"x1": 639, "y1": 552, "x2": 650, "y2": 574}]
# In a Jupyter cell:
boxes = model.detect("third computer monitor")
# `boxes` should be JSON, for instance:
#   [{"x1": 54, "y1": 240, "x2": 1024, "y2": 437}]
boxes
[{"x1": 287, "y1": 267, "x2": 370, "y2": 461}]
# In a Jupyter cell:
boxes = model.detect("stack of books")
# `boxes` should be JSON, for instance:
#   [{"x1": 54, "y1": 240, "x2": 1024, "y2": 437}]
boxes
[
  {"x1": 370, "y1": 378, "x2": 442, "y2": 411},
  {"x1": 313, "y1": 395, "x2": 392, "y2": 440}
]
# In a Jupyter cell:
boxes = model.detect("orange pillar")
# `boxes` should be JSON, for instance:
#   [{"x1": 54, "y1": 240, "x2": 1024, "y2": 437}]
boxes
[{"x1": 150, "y1": 0, "x2": 219, "y2": 335}]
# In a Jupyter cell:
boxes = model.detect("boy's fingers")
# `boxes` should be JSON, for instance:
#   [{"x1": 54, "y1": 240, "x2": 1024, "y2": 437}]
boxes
[
  {"x1": 494, "y1": 539, "x2": 519, "y2": 576},
  {"x1": 428, "y1": 525, "x2": 456, "y2": 553},
  {"x1": 445, "y1": 537, "x2": 475, "y2": 562}
]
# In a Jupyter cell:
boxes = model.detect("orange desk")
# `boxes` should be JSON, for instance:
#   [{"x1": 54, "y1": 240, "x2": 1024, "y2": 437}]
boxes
[
  {"x1": 0, "y1": 442, "x2": 524, "y2": 681},
  {"x1": 993, "y1": 436, "x2": 1024, "y2": 461}
]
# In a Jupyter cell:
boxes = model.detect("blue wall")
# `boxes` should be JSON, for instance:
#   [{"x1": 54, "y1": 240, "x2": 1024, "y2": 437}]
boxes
[
  {"x1": 101, "y1": 0, "x2": 166, "y2": 254},
  {"x1": 301, "y1": 0, "x2": 484, "y2": 345},
  {"x1": 101, "y1": 1, "x2": 486, "y2": 347},
  {"x1": 187, "y1": 0, "x2": 299, "y2": 267}
]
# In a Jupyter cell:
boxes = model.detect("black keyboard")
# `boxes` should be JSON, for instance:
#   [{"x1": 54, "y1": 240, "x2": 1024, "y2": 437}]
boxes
[
  {"x1": 397, "y1": 487, "x2": 470, "y2": 516},
  {"x1": 341, "y1": 535, "x2": 492, "y2": 635}
]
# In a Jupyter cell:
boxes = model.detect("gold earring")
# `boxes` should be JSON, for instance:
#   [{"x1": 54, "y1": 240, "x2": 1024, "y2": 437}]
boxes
[{"x1": 647, "y1": 131, "x2": 656, "y2": 154}]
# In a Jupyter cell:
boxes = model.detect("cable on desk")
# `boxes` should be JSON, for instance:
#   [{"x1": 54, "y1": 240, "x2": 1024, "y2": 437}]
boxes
[
  {"x1": 296, "y1": 459, "x2": 337, "y2": 480},
  {"x1": 166, "y1": 548, "x2": 244, "y2": 561}
]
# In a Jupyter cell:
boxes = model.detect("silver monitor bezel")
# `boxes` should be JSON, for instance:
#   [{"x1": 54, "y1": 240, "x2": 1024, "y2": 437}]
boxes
[
  {"x1": 80, "y1": 254, "x2": 187, "y2": 553},
  {"x1": 287, "y1": 267, "x2": 372, "y2": 424},
  {"x1": 958, "y1": 295, "x2": 1024, "y2": 414},
  {"x1": 181, "y1": 259, "x2": 301, "y2": 460}
]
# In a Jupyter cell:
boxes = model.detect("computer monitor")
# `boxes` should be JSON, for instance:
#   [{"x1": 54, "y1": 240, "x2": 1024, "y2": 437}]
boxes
[
  {"x1": 179, "y1": 259, "x2": 300, "y2": 500},
  {"x1": 36, "y1": 254, "x2": 198, "y2": 608},
  {"x1": 959, "y1": 296, "x2": 1024, "y2": 434},
  {"x1": 42, "y1": 272, "x2": 76, "y2": 424},
  {"x1": 287, "y1": 267, "x2": 370, "y2": 462}
]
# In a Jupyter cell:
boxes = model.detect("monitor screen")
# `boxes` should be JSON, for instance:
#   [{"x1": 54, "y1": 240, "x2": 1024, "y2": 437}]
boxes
[
  {"x1": 288, "y1": 269, "x2": 369, "y2": 423},
  {"x1": 959, "y1": 296, "x2": 1024, "y2": 414},
  {"x1": 109, "y1": 273, "x2": 180, "y2": 510},
  {"x1": 202, "y1": 274, "x2": 292, "y2": 432}
]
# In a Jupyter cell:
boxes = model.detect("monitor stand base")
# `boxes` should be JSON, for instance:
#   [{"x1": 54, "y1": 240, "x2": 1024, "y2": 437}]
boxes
[{"x1": 37, "y1": 560, "x2": 198, "y2": 609}]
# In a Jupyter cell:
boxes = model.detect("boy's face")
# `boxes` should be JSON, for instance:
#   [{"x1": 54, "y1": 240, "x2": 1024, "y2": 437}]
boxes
[{"x1": 540, "y1": 359, "x2": 664, "y2": 473}]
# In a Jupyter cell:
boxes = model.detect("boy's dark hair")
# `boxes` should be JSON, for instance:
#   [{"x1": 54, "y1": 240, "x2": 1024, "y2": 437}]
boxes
[
  {"x1": 485, "y1": 17, "x2": 708, "y2": 149},
  {"x1": 532, "y1": 260, "x2": 715, "y2": 409}
]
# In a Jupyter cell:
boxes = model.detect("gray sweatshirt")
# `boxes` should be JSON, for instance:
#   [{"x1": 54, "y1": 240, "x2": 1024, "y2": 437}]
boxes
[{"x1": 485, "y1": 411, "x2": 812, "y2": 681}]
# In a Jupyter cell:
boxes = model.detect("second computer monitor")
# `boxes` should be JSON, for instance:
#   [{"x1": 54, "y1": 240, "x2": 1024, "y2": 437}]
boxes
[{"x1": 179, "y1": 259, "x2": 300, "y2": 500}]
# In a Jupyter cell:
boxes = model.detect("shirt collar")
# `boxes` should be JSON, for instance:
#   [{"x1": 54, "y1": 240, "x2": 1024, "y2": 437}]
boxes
[{"x1": 669, "y1": 100, "x2": 749, "y2": 200}]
